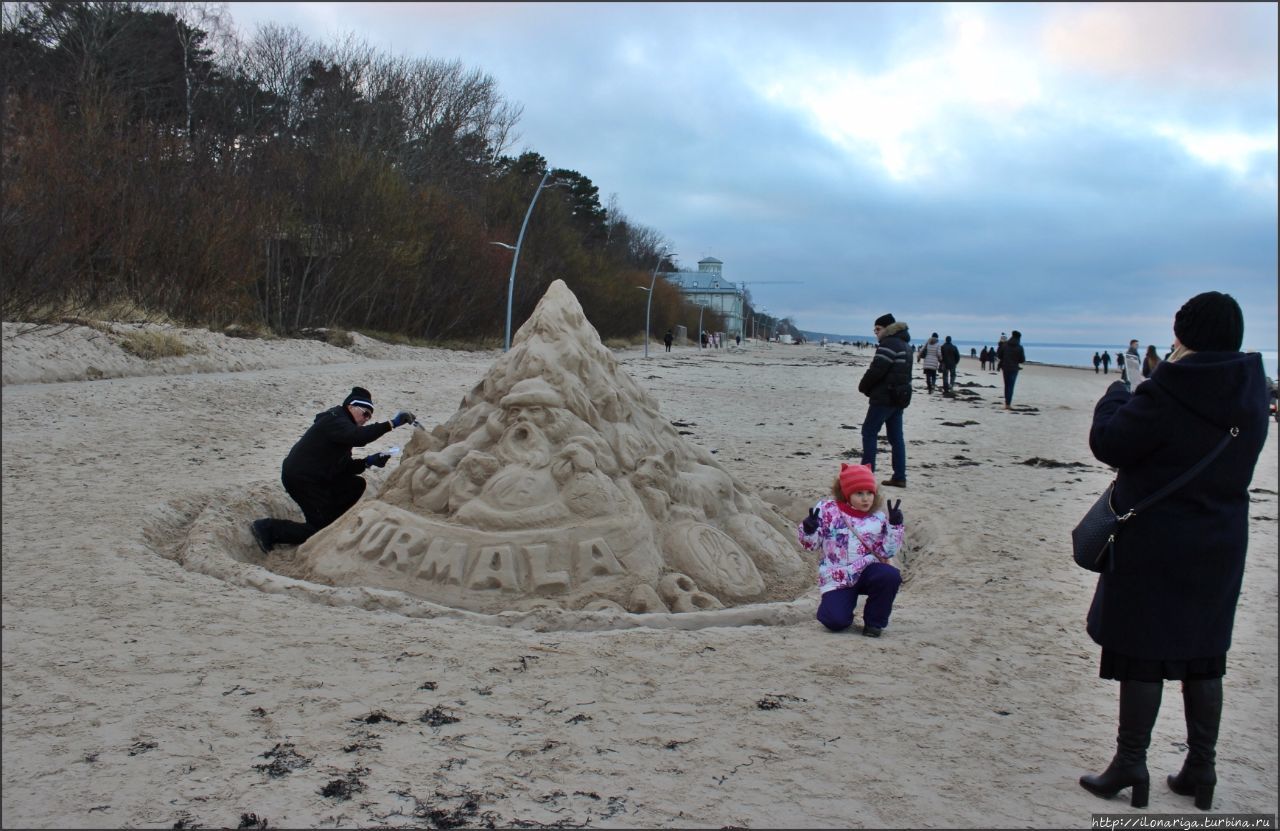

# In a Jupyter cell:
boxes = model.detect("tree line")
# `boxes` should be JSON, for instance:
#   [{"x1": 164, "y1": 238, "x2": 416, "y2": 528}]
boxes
[{"x1": 1, "y1": 2, "x2": 789, "y2": 344}]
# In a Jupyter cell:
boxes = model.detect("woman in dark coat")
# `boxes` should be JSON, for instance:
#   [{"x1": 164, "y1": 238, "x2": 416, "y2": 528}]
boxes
[{"x1": 1079, "y1": 292, "x2": 1269, "y2": 810}]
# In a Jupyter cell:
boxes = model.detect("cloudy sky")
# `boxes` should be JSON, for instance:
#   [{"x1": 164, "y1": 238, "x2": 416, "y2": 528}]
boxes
[{"x1": 223, "y1": 2, "x2": 1277, "y2": 349}]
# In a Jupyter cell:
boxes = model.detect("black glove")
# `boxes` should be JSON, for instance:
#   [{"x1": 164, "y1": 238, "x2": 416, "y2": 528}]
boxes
[
  {"x1": 391, "y1": 410, "x2": 416, "y2": 428},
  {"x1": 801, "y1": 507, "x2": 820, "y2": 535},
  {"x1": 364, "y1": 452, "x2": 390, "y2": 469},
  {"x1": 886, "y1": 499, "x2": 903, "y2": 526}
]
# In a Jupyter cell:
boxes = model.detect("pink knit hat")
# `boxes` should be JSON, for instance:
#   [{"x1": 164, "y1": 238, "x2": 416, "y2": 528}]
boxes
[{"x1": 839, "y1": 463, "x2": 877, "y2": 499}]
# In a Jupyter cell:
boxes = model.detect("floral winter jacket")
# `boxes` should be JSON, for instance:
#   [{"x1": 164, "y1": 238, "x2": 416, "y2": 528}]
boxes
[{"x1": 797, "y1": 499, "x2": 904, "y2": 593}]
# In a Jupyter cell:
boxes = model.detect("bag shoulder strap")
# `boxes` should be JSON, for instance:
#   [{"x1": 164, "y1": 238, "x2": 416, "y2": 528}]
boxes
[{"x1": 1118, "y1": 427, "x2": 1238, "y2": 521}]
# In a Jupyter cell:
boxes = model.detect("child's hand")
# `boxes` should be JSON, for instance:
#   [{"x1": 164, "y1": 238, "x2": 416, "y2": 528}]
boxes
[
  {"x1": 801, "y1": 508, "x2": 820, "y2": 535},
  {"x1": 887, "y1": 499, "x2": 904, "y2": 526}
]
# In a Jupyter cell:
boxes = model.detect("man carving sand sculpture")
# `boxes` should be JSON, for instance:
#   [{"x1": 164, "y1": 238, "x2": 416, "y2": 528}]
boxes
[
  {"x1": 249, "y1": 387, "x2": 417, "y2": 553},
  {"x1": 281, "y1": 281, "x2": 810, "y2": 615}
]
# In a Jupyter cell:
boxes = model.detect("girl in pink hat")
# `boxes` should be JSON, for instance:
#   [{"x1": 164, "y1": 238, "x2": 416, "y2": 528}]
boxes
[{"x1": 797, "y1": 463, "x2": 904, "y2": 637}]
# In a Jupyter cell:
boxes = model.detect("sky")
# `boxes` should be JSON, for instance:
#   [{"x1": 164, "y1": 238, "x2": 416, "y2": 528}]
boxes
[{"x1": 221, "y1": 2, "x2": 1278, "y2": 349}]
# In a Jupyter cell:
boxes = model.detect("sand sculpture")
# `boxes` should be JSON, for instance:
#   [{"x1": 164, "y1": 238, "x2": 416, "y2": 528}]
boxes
[{"x1": 294, "y1": 280, "x2": 809, "y2": 614}]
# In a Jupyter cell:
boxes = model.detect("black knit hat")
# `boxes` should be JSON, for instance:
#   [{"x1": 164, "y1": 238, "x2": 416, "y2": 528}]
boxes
[
  {"x1": 343, "y1": 386, "x2": 374, "y2": 412},
  {"x1": 1174, "y1": 292, "x2": 1244, "y2": 352},
  {"x1": 875, "y1": 313, "x2": 895, "y2": 328}
]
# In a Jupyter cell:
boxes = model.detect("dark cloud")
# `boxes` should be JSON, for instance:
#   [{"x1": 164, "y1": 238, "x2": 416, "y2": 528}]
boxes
[{"x1": 224, "y1": 2, "x2": 1277, "y2": 349}]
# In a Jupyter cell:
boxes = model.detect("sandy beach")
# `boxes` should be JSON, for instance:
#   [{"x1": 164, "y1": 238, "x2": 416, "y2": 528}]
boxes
[{"x1": 2, "y1": 316, "x2": 1276, "y2": 829}]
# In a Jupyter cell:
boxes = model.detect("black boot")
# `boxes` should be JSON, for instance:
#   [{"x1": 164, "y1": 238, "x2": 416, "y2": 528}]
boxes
[
  {"x1": 250, "y1": 519, "x2": 274, "y2": 554},
  {"x1": 1081, "y1": 679, "x2": 1163, "y2": 808},
  {"x1": 1167, "y1": 678, "x2": 1221, "y2": 810}
]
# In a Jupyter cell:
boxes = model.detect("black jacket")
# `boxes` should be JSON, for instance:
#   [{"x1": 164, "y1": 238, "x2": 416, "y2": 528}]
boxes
[
  {"x1": 282, "y1": 405, "x2": 392, "y2": 484},
  {"x1": 997, "y1": 336, "x2": 1025, "y2": 372},
  {"x1": 1086, "y1": 351, "x2": 1270, "y2": 659},
  {"x1": 940, "y1": 340, "x2": 961, "y2": 369},
  {"x1": 858, "y1": 322, "x2": 912, "y2": 407}
]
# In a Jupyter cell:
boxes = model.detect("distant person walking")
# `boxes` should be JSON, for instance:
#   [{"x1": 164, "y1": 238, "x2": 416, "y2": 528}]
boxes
[
  {"x1": 1121, "y1": 339, "x2": 1140, "y2": 385},
  {"x1": 1101, "y1": 351, "x2": 1111, "y2": 374},
  {"x1": 996, "y1": 330, "x2": 1026, "y2": 409},
  {"x1": 995, "y1": 334, "x2": 1007, "y2": 372},
  {"x1": 858, "y1": 313, "x2": 912, "y2": 488},
  {"x1": 1093, "y1": 352, "x2": 1103, "y2": 373},
  {"x1": 920, "y1": 333, "x2": 943, "y2": 393},
  {"x1": 940, "y1": 335, "x2": 960, "y2": 395},
  {"x1": 1142, "y1": 344, "x2": 1160, "y2": 378},
  {"x1": 663, "y1": 329, "x2": 673, "y2": 352}
]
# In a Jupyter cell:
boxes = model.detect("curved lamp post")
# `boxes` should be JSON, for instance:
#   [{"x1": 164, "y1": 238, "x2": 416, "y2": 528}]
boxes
[
  {"x1": 493, "y1": 168, "x2": 555, "y2": 352},
  {"x1": 639, "y1": 249, "x2": 675, "y2": 358}
]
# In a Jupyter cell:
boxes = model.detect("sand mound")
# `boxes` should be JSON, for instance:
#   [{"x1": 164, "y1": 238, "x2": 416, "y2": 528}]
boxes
[{"x1": 292, "y1": 280, "x2": 810, "y2": 614}]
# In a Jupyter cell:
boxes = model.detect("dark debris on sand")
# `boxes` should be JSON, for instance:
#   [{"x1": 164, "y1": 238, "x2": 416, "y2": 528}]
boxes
[
  {"x1": 318, "y1": 766, "x2": 368, "y2": 801},
  {"x1": 1021, "y1": 457, "x2": 1090, "y2": 468},
  {"x1": 420, "y1": 705, "x2": 462, "y2": 726},
  {"x1": 253, "y1": 742, "x2": 310, "y2": 778},
  {"x1": 352, "y1": 709, "x2": 406, "y2": 725},
  {"x1": 757, "y1": 693, "x2": 806, "y2": 710}
]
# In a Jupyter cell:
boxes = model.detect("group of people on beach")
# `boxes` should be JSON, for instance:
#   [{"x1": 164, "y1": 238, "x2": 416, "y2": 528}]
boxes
[
  {"x1": 1091, "y1": 341, "x2": 1168, "y2": 384},
  {"x1": 244, "y1": 289, "x2": 1267, "y2": 817}
]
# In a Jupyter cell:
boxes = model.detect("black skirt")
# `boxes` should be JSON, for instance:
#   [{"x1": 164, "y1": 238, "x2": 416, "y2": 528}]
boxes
[{"x1": 1099, "y1": 649, "x2": 1226, "y2": 682}]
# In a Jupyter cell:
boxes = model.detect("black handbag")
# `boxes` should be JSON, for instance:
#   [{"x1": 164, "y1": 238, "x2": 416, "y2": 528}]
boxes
[{"x1": 1072, "y1": 427, "x2": 1238, "y2": 572}]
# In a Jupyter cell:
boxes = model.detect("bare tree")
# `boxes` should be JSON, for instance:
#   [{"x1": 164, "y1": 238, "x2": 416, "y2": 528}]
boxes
[
  {"x1": 241, "y1": 22, "x2": 315, "y2": 135},
  {"x1": 153, "y1": 1, "x2": 234, "y2": 140}
]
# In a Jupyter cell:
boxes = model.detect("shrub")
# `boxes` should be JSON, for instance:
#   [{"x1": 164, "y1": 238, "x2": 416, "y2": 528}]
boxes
[
  {"x1": 118, "y1": 330, "x2": 199, "y2": 359},
  {"x1": 298, "y1": 328, "x2": 355, "y2": 348},
  {"x1": 222, "y1": 323, "x2": 271, "y2": 340}
]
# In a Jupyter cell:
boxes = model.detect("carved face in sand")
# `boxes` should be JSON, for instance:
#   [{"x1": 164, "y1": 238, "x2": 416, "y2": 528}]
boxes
[
  {"x1": 495, "y1": 379, "x2": 566, "y2": 468},
  {"x1": 497, "y1": 403, "x2": 555, "y2": 467}
]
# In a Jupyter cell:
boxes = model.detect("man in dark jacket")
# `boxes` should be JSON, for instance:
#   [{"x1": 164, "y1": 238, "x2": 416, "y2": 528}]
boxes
[
  {"x1": 996, "y1": 330, "x2": 1027, "y2": 409},
  {"x1": 857, "y1": 313, "x2": 911, "y2": 487},
  {"x1": 250, "y1": 386, "x2": 416, "y2": 553},
  {"x1": 940, "y1": 335, "x2": 961, "y2": 395}
]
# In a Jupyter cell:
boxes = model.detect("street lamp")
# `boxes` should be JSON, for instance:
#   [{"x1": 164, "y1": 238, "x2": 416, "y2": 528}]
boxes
[
  {"x1": 641, "y1": 249, "x2": 675, "y2": 358},
  {"x1": 492, "y1": 168, "x2": 556, "y2": 352}
]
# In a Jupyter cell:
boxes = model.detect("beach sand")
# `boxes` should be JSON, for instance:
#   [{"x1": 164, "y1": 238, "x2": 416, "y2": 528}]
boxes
[{"x1": 2, "y1": 319, "x2": 1276, "y2": 828}]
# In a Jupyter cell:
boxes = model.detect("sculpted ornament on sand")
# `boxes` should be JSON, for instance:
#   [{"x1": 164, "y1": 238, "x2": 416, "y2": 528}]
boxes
[{"x1": 295, "y1": 280, "x2": 808, "y2": 614}]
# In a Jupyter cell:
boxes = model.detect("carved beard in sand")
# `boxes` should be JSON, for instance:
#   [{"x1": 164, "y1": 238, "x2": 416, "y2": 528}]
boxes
[{"x1": 495, "y1": 404, "x2": 554, "y2": 468}]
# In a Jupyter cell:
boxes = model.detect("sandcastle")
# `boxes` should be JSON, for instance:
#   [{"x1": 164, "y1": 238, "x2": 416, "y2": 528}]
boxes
[{"x1": 294, "y1": 280, "x2": 809, "y2": 614}]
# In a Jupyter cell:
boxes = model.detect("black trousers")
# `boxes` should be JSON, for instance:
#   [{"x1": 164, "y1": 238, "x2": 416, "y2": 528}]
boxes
[{"x1": 265, "y1": 472, "x2": 366, "y2": 546}]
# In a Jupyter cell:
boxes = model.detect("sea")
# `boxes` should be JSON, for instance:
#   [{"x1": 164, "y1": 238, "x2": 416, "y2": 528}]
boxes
[
  {"x1": 952, "y1": 341, "x2": 1278, "y2": 380},
  {"x1": 802, "y1": 331, "x2": 1278, "y2": 379}
]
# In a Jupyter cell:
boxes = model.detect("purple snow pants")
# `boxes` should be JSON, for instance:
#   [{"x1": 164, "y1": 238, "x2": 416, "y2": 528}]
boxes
[{"x1": 816, "y1": 563, "x2": 902, "y2": 631}]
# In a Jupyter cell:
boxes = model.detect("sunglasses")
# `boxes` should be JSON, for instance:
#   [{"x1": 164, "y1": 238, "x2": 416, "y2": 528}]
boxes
[{"x1": 356, "y1": 406, "x2": 373, "y2": 419}]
